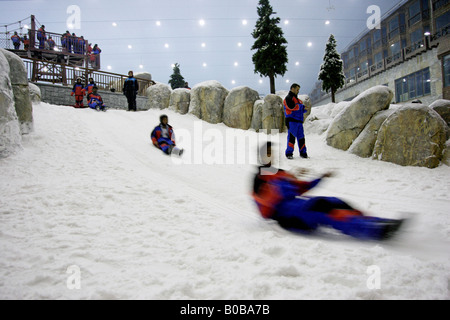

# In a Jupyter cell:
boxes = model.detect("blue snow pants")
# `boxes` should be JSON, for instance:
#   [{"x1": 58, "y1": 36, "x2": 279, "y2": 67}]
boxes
[
  {"x1": 157, "y1": 137, "x2": 175, "y2": 154},
  {"x1": 286, "y1": 121, "x2": 307, "y2": 157},
  {"x1": 274, "y1": 196, "x2": 391, "y2": 240}
]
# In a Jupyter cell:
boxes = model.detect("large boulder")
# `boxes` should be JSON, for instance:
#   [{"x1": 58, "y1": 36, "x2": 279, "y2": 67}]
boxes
[
  {"x1": 169, "y1": 88, "x2": 190, "y2": 114},
  {"x1": 1, "y1": 49, "x2": 33, "y2": 134},
  {"x1": 145, "y1": 83, "x2": 171, "y2": 109},
  {"x1": 250, "y1": 99, "x2": 264, "y2": 132},
  {"x1": 189, "y1": 80, "x2": 229, "y2": 124},
  {"x1": 223, "y1": 86, "x2": 259, "y2": 130},
  {"x1": 262, "y1": 94, "x2": 284, "y2": 132},
  {"x1": 0, "y1": 50, "x2": 22, "y2": 158},
  {"x1": 326, "y1": 85, "x2": 393, "y2": 151},
  {"x1": 429, "y1": 99, "x2": 450, "y2": 126},
  {"x1": 28, "y1": 82, "x2": 41, "y2": 103},
  {"x1": 372, "y1": 103, "x2": 447, "y2": 168},
  {"x1": 348, "y1": 108, "x2": 397, "y2": 158}
]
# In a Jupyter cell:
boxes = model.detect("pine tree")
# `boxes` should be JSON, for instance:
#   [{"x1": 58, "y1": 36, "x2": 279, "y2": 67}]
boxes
[
  {"x1": 251, "y1": 0, "x2": 288, "y2": 94},
  {"x1": 168, "y1": 63, "x2": 186, "y2": 89},
  {"x1": 318, "y1": 34, "x2": 345, "y2": 103}
]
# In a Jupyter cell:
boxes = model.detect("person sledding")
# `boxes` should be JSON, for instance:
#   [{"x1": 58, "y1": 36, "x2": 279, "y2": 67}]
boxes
[
  {"x1": 71, "y1": 78, "x2": 86, "y2": 108},
  {"x1": 151, "y1": 115, "x2": 183, "y2": 156},
  {"x1": 252, "y1": 142, "x2": 404, "y2": 240},
  {"x1": 88, "y1": 86, "x2": 107, "y2": 111}
]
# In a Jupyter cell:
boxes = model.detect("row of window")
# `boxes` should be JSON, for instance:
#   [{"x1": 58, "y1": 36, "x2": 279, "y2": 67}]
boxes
[
  {"x1": 394, "y1": 68, "x2": 431, "y2": 103},
  {"x1": 343, "y1": 0, "x2": 449, "y2": 69}
]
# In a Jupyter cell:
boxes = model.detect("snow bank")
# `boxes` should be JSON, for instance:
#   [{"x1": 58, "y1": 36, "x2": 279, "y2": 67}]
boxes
[{"x1": 0, "y1": 102, "x2": 449, "y2": 299}]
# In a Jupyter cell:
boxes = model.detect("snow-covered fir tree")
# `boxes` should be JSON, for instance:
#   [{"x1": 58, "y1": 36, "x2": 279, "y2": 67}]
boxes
[
  {"x1": 251, "y1": 0, "x2": 288, "y2": 94},
  {"x1": 168, "y1": 63, "x2": 186, "y2": 89},
  {"x1": 318, "y1": 34, "x2": 345, "y2": 103}
]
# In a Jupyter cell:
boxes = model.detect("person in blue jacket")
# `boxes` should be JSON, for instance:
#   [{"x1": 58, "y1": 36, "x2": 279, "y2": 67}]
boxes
[
  {"x1": 284, "y1": 83, "x2": 309, "y2": 159},
  {"x1": 123, "y1": 70, "x2": 139, "y2": 111},
  {"x1": 252, "y1": 142, "x2": 404, "y2": 240},
  {"x1": 151, "y1": 115, "x2": 183, "y2": 156}
]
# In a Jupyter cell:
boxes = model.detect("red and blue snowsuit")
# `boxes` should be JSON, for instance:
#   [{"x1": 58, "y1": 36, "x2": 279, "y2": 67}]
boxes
[
  {"x1": 88, "y1": 93, "x2": 105, "y2": 111},
  {"x1": 37, "y1": 27, "x2": 46, "y2": 49},
  {"x1": 151, "y1": 124, "x2": 176, "y2": 154},
  {"x1": 71, "y1": 82, "x2": 85, "y2": 108},
  {"x1": 11, "y1": 34, "x2": 21, "y2": 49},
  {"x1": 84, "y1": 82, "x2": 96, "y2": 100},
  {"x1": 252, "y1": 166, "x2": 400, "y2": 240},
  {"x1": 284, "y1": 91, "x2": 307, "y2": 157}
]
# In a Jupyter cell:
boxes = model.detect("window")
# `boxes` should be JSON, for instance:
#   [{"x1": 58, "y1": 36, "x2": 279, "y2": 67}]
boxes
[
  {"x1": 390, "y1": 41, "x2": 401, "y2": 56},
  {"x1": 410, "y1": 28, "x2": 423, "y2": 44},
  {"x1": 374, "y1": 52, "x2": 383, "y2": 63},
  {"x1": 395, "y1": 68, "x2": 431, "y2": 102},
  {"x1": 436, "y1": 11, "x2": 450, "y2": 32},
  {"x1": 409, "y1": 1, "x2": 421, "y2": 26},
  {"x1": 444, "y1": 54, "x2": 450, "y2": 88},
  {"x1": 389, "y1": 17, "x2": 399, "y2": 38}
]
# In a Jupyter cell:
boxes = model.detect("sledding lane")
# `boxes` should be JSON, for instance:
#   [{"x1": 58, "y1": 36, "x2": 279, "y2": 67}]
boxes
[{"x1": 0, "y1": 103, "x2": 449, "y2": 299}]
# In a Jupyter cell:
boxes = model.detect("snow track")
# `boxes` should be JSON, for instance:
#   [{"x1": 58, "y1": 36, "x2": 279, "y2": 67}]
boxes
[{"x1": 0, "y1": 103, "x2": 449, "y2": 299}]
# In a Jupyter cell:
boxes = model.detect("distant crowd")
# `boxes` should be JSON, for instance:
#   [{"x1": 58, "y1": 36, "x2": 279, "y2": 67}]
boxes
[{"x1": 10, "y1": 24, "x2": 101, "y2": 68}]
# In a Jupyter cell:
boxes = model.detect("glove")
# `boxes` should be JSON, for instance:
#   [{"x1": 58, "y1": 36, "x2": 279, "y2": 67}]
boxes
[{"x1": 71, "y1": 92, "x2": 74, "y2": 96}]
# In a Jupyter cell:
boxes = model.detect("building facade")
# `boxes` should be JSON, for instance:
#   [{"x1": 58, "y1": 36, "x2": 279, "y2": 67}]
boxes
[{"x1": 310, "y1": 0, "x2": 450, "y2": 106}]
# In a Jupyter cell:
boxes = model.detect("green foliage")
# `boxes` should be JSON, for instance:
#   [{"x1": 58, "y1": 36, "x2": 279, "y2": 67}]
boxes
[
  {"x1": 318, "y1": 34, "x2": 345, "y2": 102},
  {"x1": 251, "y1": 0, "x2": 288, "y2": 93},
  {"x1": 168, "y1": 63, "x2": 186, "y2": 89}
]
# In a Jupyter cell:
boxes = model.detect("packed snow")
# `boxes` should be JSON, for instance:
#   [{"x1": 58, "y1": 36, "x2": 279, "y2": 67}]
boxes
[{"x1": 0, "y1": 102, "x2": 449, "y2": 300}]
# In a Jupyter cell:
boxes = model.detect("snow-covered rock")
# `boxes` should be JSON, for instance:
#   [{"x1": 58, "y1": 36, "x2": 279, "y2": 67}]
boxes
[
  {"x1": 326, "y1": 85, "x2": 393, "y2": 151},
  {"x1": 262, "y1": 94, "x2": 284, "y2": 132},
  {"x1": 169, "y1": 88, "x2": 190, "y2": 115},
  {"x1": 1, "y1": 49, "x2": 33, "y2": 134},
  {"x1": 223, "y1": 86, "x2": 259, "y2": 130},
  {"x1": 250, "y1": 99, "x2": 264, "y2": 132},
  {"x1": 0, "y1": 50, "x2": 22, "y2": 158},
  {"x1": 348, "y1": 109, "x2": 396, "y2": 158},
  {"x1": 372, "y1": 103, "x2": 447, "y2": 168},
  {"x1": 145, "y1": 83, "x2": 171, "y2": 110},
  {"x1": 189, "y1": 80, "x2": 229, "y2": 124},
  {"x1": 28, "y1": 82, "x2": 41, "y2": 103}
]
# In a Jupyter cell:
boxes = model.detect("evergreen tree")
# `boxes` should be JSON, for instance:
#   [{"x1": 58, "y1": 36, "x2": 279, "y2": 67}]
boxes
[
  {"x1": 318, "y1": 34, "x2": 345, "y2": 103},
  {"x1": 168, "y1": 63, "x2": 186, "y2": 89},
  {"x1": 251, "y1": 0, "x2": 288, "y2": 94}
]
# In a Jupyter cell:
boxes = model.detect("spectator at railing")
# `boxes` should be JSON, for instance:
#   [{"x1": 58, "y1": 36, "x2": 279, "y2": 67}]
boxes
[
  {"x1": 22, "y1": 35, "x2": 29, "y2": 50},
  {"x1": 37, "y1": 25, "x2": 46, "y2": 49},
  {"x1": 11, "y1": 31, "x2": 21, "y2": 50},
  {"x1": 71, "y1": 33, "x2": 79, "y2": 54},
  {"x1": 45, "y1": 36, "x2": 55, "y2": 51},
  {"x1": 77, "y1": 36, "x2": 86, "y2": 55},
  {"x1": 92, "y1": 44, "x2": 101, "y2": 68},
  {"x1": 62, "y1": 31, "x2": 71, "y2": 53}
]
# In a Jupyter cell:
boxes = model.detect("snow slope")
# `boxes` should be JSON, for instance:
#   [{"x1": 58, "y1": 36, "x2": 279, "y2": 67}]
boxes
[{"x1": 0, "y1": 102, "x2": 449, "y2": 300}]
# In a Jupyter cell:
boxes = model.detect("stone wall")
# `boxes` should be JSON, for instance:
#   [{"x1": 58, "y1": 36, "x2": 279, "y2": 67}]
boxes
[{"x1": 35, "y1": 82, "x2": 148, "y2": 110}]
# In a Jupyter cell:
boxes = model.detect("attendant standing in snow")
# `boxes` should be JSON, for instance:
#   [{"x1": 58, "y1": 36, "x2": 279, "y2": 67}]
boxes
[
  {"x1": 123, "y1": 71, "x2": 139, "y2": 111},
  {"x1": 284, "y1": 83, "x2": 308, "y2": 159},
  {"x1": 151, "y1": 115, "x2": 183, "y2": 156},
  {"x1": 252, "y1": 142, "x2": 404, "y2": 240}
]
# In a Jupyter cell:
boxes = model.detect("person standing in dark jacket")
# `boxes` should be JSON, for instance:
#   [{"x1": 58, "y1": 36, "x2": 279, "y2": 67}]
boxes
[{"x1": 123, "y1": 71, "x2": 139, "y2": 111}]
